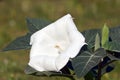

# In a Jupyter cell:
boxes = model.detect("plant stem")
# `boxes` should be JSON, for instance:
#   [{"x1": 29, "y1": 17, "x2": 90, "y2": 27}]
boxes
[
  {"x1": 96, "y1": 60, "x2": 102, "y2": 80},
  {"x1": 102, "y1": 60, "x2": 116, "y2": 68},
  {"x1": 96, "y1": 59, "x2": 116, "y2": 80}
]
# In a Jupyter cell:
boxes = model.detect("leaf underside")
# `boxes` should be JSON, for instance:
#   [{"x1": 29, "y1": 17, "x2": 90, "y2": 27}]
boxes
[
  {"x1": 72, "y1": 48, "x2": 106, "y2": 78},
  {"x1": 25, "y1": 65, "x2": 70, "y2": 77}
]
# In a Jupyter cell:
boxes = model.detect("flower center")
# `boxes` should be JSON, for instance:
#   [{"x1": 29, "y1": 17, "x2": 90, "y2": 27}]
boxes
[
  {"x1": 55, "y1": 45, "x2": 60, "y2": 49},
  {"x1": 54, "y1": 44, "x2": 63, "y2": 54}
]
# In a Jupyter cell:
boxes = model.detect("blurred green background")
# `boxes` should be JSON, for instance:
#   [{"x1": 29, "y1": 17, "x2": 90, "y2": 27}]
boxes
[{"x1": 0, "y1": 0, "x2": 120, "y2": 80}]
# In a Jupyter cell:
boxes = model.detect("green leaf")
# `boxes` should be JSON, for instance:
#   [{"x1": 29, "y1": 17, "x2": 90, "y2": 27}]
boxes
[
  {"x1": 82, "y1": 29, "x2": 100, "y2": 48},
  {"x1": 101, "y1": 24, "x2": 109, "y2": 47},
  {"x1": 72, "y1": 48, "x2": 106, "y2": 78},
  {"x1": 25, "y1": 65, "x2": 69, "y2": 77},
  {"x1": 94, "y1": 33, "x2": 101, "y2": 51},
  {"x1": 104, "y1": 41, "x2": 120, "y2": 52},
  {"x1": 26, "y1": 18, "x2": 51, "y2": 33},
  {"x1": 25, "y1": 65, "x2": 74, "y2": 80},
  {"x1": 2, "y1": 33, "x2": 31, "y2": 51},
  {"x1": 82, "y1": 26, "x2": 120, "y2": 48}
]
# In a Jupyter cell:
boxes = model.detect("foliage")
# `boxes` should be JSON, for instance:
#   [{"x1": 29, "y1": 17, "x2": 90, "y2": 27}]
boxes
[
  {"x1": 72, "y1": 48, "x2": 106, "y2": 78},
  {"x1": 101, "y1": 24, "x2": 109, "y2": 48},
  {"x1": 2, "y1": 18, "x2": 120, "y2": 80}
]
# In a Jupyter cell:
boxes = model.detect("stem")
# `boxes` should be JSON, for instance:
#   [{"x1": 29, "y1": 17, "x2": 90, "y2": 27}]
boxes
[
  {"x1": 96, "y1": 59, "x2": 116, "y2": 80},
  {"x1": 102, "y1": 60, "x2": 116, "y2": 68},
  {"x1": 96, "y1": 60, "x2": 102, "y2": 80}
]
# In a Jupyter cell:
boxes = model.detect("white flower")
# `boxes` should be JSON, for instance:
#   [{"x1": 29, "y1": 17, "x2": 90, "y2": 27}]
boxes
[{"x1": 28, "y1": 14, "x2": 86, "y2": 72}]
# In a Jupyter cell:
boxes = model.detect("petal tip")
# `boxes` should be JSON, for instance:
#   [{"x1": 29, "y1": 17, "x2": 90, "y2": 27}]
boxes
[{"x1": 65, "y1": 14, "x2": 72, "y2": 18}]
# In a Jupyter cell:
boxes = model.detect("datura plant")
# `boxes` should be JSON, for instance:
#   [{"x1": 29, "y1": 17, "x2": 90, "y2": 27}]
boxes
[{"x1": 1, "y1": 14, "x2": 120, "y2": 80}]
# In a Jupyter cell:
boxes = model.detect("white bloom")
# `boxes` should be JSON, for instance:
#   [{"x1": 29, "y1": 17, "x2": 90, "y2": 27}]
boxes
[{"x1": 28, "y1": 14, "x2": 86, "y2": 72}]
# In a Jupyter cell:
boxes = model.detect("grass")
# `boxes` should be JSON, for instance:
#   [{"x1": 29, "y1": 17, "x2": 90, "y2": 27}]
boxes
[{"x1": 0, "y1": 0, "x2": 120, "y2": 80}]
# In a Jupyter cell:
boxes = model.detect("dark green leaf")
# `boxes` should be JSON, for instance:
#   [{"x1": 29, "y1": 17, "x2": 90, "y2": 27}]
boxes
[
  {"x1": 26, "y1": 18, "x2": 51, "y2": 33},
  {"x1": 110, "y1": 26, "x2": 120, "y2": 42},
  {"x1": 2, "y1": 33, "x2": 31, "y2": 51},
  {"x1": 82, "y1": 29, "x2": 100, "y2": 48},
  {"x1": 104, "y1": 41, "x2": 120, "y2": 52},
  {"x1": 25, "y1": 65, "x2": 68, "y2": 77},
  {"x1": 72, "y1": 48, "x2": 106, "y2": 78}
]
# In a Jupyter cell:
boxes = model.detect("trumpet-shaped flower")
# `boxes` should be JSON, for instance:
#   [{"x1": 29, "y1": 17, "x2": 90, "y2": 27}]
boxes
[{"x1": 28, "y1": 14, "x2": 86, "y2": 72}]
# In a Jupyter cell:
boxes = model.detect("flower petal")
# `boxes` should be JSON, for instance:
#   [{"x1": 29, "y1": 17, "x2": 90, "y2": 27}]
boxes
[
  {"x1": 57, "y1": 14, "x2": 86, "y2": 58},
  {"x1": 28, "y1": 14, "x2": 86, "y2": 72},
  {"x1": 29, "y1": 55, "x2": 57, "y2": 71},
  {"x1": 29, "y1": 14, "x2": 71, "y2": 58},
  {"x1": 55, "y1": 52, "x2": 70, "y2": 71},
  {"x1": 30, "y1": 32, "x2": 59, "y2": 58}
]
